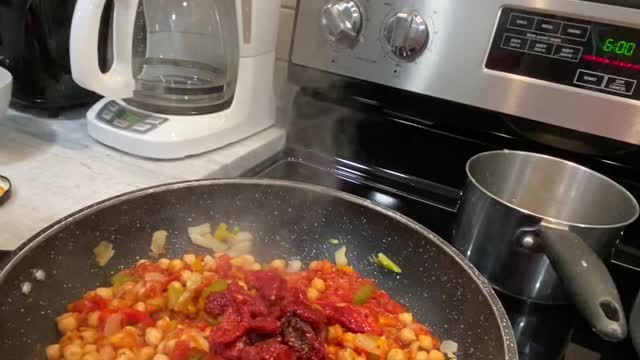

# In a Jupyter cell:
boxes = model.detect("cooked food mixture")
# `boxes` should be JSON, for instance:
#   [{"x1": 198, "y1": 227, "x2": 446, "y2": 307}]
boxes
[{"x1": 48, "y1": 236, "x2": 450, "y2": 360}]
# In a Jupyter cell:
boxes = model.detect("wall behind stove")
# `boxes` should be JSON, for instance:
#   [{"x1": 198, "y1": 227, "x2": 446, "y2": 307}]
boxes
[{"x1": 274, "y1": 0, "x2": 297, "y2": 127}]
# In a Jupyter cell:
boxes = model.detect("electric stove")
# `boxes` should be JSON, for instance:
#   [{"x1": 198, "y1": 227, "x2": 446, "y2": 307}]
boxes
[
  {"x1": 243, "y1": 75, "x2": 640, "y2": 360},
  {"x1": 275, "y1": 1, "x2": 640, "y2": 358}
]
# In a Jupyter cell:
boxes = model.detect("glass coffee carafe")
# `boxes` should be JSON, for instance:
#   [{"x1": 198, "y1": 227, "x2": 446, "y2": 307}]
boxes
[{"x1": 70, "y1": 0, "x2": 239, "y2": 115}]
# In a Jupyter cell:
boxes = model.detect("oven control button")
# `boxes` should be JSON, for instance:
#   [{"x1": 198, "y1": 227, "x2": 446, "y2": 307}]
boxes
[
  {"x1": 383, "y1": 10, "x2": 429, "y2": 62},
  {"x1": 321, "y1": 0, "x2": 362, "y2": 48}
]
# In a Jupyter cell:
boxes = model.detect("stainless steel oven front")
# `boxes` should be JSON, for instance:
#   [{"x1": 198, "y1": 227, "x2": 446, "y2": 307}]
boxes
[{"x1": 291, "y1": 0, "x2": 640, "y2": 145}]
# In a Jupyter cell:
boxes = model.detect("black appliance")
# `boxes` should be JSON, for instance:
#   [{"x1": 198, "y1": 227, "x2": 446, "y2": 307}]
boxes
[
  {"x1": 0, "y1": 0, "x2": 111, "y2": 116},
  {"x1": 242, "y1": 0, "x2": 640, "y2": 359}
]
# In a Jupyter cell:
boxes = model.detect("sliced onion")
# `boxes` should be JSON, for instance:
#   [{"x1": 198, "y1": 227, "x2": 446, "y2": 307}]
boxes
[
  {"x1": 226, "y1": 241, "x2": 252, "y2": 257},
  {"x1": 287, "y1": 260, "x2": 302, "y2": 273},
  {"x1": 104, "y1": 313, "x2": 123, "y2": 336},
  {"x1": 93, "y1": 241, "x2": 115, "y2": 267},
  {"x1": 335, "y1": 246, "x2": 348, "y2": 266},
  {"x1": 190, "y1": 233, "x2": 229, "y2": 253},
  {"x1": 440, "y1": 340, "x2": 458, "y2": 354},
  {"x1": 150, "y1": 230, "x2": 168, "y2": 257},
  {"x1": 186, "y1": 272, "x2": 202, "y2": 290},
  {"x1": 233, "y1": 231, "x2": 254, "y2": 244},
  {"x1": 354, "y1": 334, "x2": 384, "y2": 355},
  {"x1": 188, "y1": 223, "x2": 211, "y2": 237}
]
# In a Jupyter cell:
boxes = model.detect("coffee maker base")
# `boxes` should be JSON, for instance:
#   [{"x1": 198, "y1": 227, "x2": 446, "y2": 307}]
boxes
[{"x1": 84, "y1": 55, "x2": 277, "y2": 159}]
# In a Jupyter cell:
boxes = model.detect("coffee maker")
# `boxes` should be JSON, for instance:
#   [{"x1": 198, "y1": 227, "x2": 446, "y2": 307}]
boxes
[{"x1": 70, "y1": 0, "x2": 280, "y2": 159}]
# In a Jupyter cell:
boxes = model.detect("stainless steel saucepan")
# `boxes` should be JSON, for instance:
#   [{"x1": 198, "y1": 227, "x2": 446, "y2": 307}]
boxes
[{"x1": 453, "y1": 151, "x2": 639, "y2": 342}]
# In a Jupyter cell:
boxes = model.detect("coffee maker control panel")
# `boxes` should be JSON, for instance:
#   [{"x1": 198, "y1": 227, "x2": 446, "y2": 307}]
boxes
[{"x1": 96, "y1": 101, "x2": 169, "y2": 134}]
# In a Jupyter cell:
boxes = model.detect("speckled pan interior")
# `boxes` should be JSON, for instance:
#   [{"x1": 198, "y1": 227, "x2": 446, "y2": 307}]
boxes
[{"x1": 0, "y1": 179, "x2": 518, "y2": 360}]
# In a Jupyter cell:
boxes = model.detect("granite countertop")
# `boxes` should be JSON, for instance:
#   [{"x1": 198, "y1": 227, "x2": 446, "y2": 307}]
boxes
[{"x1": 0, "y1": 107, "x2": 286, "y2": 251}]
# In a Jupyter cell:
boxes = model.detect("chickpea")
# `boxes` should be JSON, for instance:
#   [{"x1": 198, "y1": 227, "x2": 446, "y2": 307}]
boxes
[
  {"x1": 192, "y1": 332, "x2": 210, "y2": 352},
  {"x1": 230, "y1": 257, "x2": 244, "y2": 267},
  {"x1": 87, "y1": 312, "x2": 100, "y2": 328},
  {"x1": 308, "y1": 260, "x2": 321, "y2": 270},
  {"x1": 80, "y1": 328, "x2": 97, "y2": 343},
  {"x1": 83, "y1": 344, "x2": 97, "y2": 353},
  {"x1": 81, "y1": 352, "x2": 100, "y2": 360},
  {"x1": 311, "y1": 277, "x2": 326, "y2": 292},
  {"x1": 145, "y1": 327, "x2": 163, "y2": 346},
  {"x1": 157, "y1": 258, "x2": 170, "y2": 269},
  {"x1": 202, "y1": 255, "x2": 216, "y2": 270},
  {"x1": 57, "y1": 313, "x2": 78, "y2": 334},
  {"x1": 341, "y1": 332, "x2": 356, "y2": 349},
  {"x1": 327, "y1": 325, "x2": 343, "y2": 341},
  {"x1": 182, "y1": 254, "x2": 196, "y2": 265},
  {"x1": 386, "y1": 349, "x2": 408, "y2": 360},
  {"x1": 415, "y1": 351, "x2": 429, "y2": 360},
  {"x1": 116, "y1": 349, "x2": 135, "y2": 360},
  {"x1": 306, "y1": 287, "x2": 320, "y2": 301},
  {"x1": 428, "y1": 350, "x2": 445, "y2": 360},
  {"x1": 95, "y1": 287, "x2": 113, "y2": 300},
  {"x1": 169, "y1": 259, "x2": 184, "y2": 272},
  {"x1": 139, "y1": 346, "x2": 155, "y2": 360},
  {"x1": 180, "y1": 270, "x2": 193, "y2": 283},
  {"x1": 186, "y1": 272, "x2": 202, "y2": 289},
  {"x1": 46, "y1": 344, "x2": 61, "y2": 360},
  {"x1": 240, "y1": 254, "x2": 255, "y2": 265},
  {"x1": 398, "y1": 312, "x2": 413, "y2": 325},
  {"x1": 269, "y1": 259, "x2": 287, "y2": 271},
  {"x1": 418, "y1": 335, "x2": 434, "y2": 351},
  {"x1": 98, "y1": 345, "x2": 115, "y2": 360},
  {"x1": 399, "y1": 327, "x2": 417, "y2": 345},
  {"x1": 250, "y1": 263, "x2": 262, "y2": 271},
  {"x1": 409, "y1": 341, "x2": 420, "y2": 357},
  {"x1": 63, "y1": 344, "x2": 83, "y2": 360},
  {"x1": 145, "y1": 297, "x2": 166, "y2": 311},
  {"x1": 158, "y1": 339, "x2": 177, "y2": 354},
  {"x1": 337, "y1": 348, "x2": 358, "y2": 360},
  {"x1": 133, "y1": 302, "x2": 147, "y2": 312},
  {"x1": 153, "y1": 355, "x2": 170, "y2": 360}
]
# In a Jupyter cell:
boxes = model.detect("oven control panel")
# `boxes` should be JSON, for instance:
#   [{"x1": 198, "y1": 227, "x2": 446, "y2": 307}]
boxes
[
  {"x1": 291, "y1": 0, "x2": 640, "y2": 145},
  {"x1": 486, "y1": 8, "x2": 640, "y2": 100}
]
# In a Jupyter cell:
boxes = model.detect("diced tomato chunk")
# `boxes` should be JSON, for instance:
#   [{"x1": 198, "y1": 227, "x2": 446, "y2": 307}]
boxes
[
  {"x1": 121, "y1": 309, "x2": 154, "y2": 327},
  {"x1": 68, "y1": 295, "x2": 108, "y2": 314}
]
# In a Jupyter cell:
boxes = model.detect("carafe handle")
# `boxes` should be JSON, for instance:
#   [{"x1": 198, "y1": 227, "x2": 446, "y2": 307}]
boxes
[{"x1": 70, "y1": 0, "x2": 138, "y2": 99}]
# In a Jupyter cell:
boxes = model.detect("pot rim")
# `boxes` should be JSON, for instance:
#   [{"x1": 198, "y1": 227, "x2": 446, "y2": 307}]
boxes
[{"x1": 466, "y1": 150, "x2": 640, "y2": 229}]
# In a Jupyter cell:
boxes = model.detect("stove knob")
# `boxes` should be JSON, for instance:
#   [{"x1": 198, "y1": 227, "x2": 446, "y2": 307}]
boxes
[
  {"x1": 383, "y1": 11, "x2": 429, "y2": 62},
  {"x1": 321, "y1": 1, "x2": 363, "y2": 48}
]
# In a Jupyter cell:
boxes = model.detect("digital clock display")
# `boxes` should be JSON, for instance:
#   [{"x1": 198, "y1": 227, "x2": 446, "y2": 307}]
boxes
[
  {"x1": 486, "y1": 8, "x2": 640, "y2": 101},
  {"x1": 601, "y1": 38, "x2": 637, "y2": 56}
]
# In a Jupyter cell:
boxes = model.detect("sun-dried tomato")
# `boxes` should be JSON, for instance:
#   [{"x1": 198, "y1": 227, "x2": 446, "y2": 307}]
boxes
[{"x1": 280, "y1": 315, "x2": 325, "y2": 360}]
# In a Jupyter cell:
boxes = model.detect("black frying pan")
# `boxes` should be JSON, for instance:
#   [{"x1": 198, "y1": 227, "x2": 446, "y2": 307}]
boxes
[{"x1": 0, "y1": 179, "x2": 518, "y2": 359}]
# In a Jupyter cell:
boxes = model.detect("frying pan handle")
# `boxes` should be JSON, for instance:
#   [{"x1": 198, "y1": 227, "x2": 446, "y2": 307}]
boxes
[{"x1": 538, "y1": 223, "x2": 627, "y2": 342}]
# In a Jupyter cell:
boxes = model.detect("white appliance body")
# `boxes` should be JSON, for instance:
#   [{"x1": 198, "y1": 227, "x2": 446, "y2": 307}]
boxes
[{"x1": 70, "y1": 0, "x2": 280, "y2": 159}]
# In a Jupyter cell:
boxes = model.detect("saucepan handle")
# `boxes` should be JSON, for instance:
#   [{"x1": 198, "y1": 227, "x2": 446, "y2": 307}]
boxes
[{"x1": 538, "y1": 224, "x2": 627, "y2": 341}]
